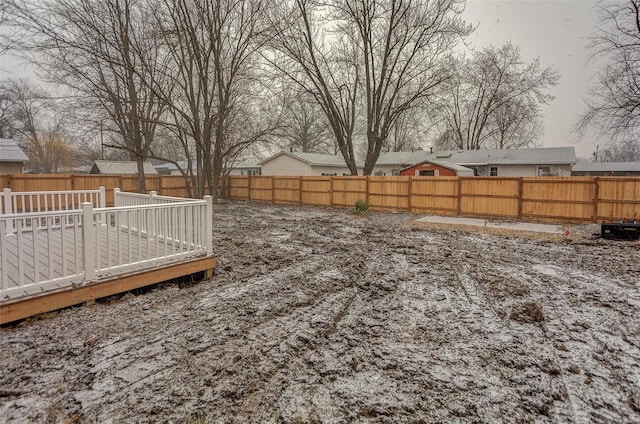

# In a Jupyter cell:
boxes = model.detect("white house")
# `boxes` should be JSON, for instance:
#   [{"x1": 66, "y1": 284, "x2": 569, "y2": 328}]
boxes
[{"x1": 259, "y1": 151, "x2": 363, "y2": 176}]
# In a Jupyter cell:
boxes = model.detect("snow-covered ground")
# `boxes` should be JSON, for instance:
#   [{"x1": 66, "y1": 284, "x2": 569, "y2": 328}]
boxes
[{"x1": 1, "y1": 201, "x2": 639, "y2": 423}]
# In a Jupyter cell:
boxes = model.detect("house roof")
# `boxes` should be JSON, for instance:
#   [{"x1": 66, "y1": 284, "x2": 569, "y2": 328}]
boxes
[
  {"x1": 375, "y1": 150, "x2": 431, "y2": 166},
  {"x1": 258, "y1": 151, "x2": 363, "y2": 168},
  {"x1": 377, "y1": 147, "x2": 576, "y2": 166},
  {"x1": 432, "y1": 147, "x2": 576, "y2": 166},
  {"x1": 0, "y1": 139, "x2": 29, "y2": 163},
  {"x1": 572, "y1": 161, "x2": 640, "y2": 172},
  {"x1": 155, "y1": 161, "x2": 191, "y2": 172},
  {"x1": 401, "y1": 159, "x2": 474, "y2": 174},
  {"x1": 91, "y1": 160, "x2": 158, "y2": 175},
  {"x1": 258, "y1": 147, "x2": 577, "y2": 171}
]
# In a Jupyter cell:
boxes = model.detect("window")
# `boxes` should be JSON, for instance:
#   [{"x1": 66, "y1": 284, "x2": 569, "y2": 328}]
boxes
[
  {"x1": 489, "y1": 167, "x2": 498, "y2": 176},
  {"x1": 419, "y1": 170, "x2": 435, "y2": 176},
  {"x1": 374, "y1": 171, "x2": 385, "y2": 176},
  {"x1": 392, "y1": 170, "x2": 400, "y2": 176},
  {"x1": 537, "y1": 166, "x2": 552, "y2": 176}
]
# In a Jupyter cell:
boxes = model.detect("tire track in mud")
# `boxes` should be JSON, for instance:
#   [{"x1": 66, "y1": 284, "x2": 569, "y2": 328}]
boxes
[{"x1": 3, "y1": 202, "x2": 640, "y2": 423}]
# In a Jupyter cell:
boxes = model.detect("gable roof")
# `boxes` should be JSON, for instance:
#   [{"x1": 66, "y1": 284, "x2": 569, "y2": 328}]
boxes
[
  {"x1": 0, "y1": 139, "x2": 29, "y2": 163},
  {"x1": 401, "y1": 159, "x2": 475, "y2": 175},
  {"x1": 258, "y1": 151, "x2": 364, "y2": 168},
  {"x1": 572, "y1": 161, "x2": 640, "y2": 172},
  {"x1": 91, "y1": 160, "x2": 158, "y2": 175}
]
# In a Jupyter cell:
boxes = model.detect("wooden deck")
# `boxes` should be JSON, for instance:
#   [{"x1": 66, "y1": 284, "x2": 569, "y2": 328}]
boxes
[{"x1": 1, "y1": 223, "x2": 216, "y2": 324}]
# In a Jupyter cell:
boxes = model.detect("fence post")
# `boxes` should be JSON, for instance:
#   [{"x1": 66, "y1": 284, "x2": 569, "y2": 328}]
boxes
[
  {"x1": 329, "y1": 177, "x2": 334, "y2": 208},
  {"x1": 299, "y1": 176, "x2": 303, "y2": 205},
  {"x1": 204, "y1": 195, "x2": 213, "y2": 255},
  {"x1": 365, "y1": 177, "x2": 370, "y2": 205},
  {"x1": 592, "y1": 177, "x2": 600, "y2": 223},
  {"x1": 517, "y1": 178, "x2": 523, "y2": 219},
  {"x1": 456, "y1": 178, "x2": 463, "y2": 216},
  {"x1": 407, "y1": 177, "x2": 412, "y2": 212},
  {"x1": 113, "y1": 188, "x2": 120, "y2": 207},
  {"x1": 81, "y1": 202, "x2": 96, "y2": 281},
  {"x1": 149, "y1": 190, "x2": 157, "y2": 203},
  {"x1": 248, "y1": 175, "x2": 252, "y2": 201}
]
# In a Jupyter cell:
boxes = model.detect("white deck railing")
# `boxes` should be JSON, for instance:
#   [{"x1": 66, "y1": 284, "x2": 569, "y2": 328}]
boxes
[
  {"x1": 1, "y1": 187, "x2": 105, "y2": 214},
  {"x1": 0, "y1": 188, "x2": 212, "y2": 301}
]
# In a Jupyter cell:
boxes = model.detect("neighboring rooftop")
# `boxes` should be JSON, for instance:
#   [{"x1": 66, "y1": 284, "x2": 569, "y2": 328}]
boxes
[
  {"x1": 434, "y1": 147, "x2": 576, "y2": 165},
  {"x1": 0, "y1": 139, "x2": 29, "y2": 163},
  {"x1": 401, "y1": 159, "x2": 475, "y2": 175},
  {"x1": 90, "y1": 160, "x2": 158, "y2": 175},
  {"x1": 258, "y1": 151, "x2": 364, "y2": 167},
  {"x1": 572, "y1": 161, "x2": 640, "y2": 172}
]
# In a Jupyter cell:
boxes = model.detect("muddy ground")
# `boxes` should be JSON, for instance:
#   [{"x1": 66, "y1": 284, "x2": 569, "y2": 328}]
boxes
[{"x1": 1, "y1": 201, "x2": 640, "y2": 423}]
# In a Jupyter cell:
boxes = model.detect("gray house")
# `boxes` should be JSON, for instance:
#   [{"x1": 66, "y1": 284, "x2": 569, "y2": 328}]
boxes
[
  {"x1": 572, "y1": 161, "x2": 640, "y2": 176},
  {"x1": 429, "y1": 147, "x2": 577, "y2": 177},
  {"x1": 0, "y1": 139, "x2": 29, "y2": 174},
  {"x1": 375, "y1": 147, "x2": 577, "y2": 177}
]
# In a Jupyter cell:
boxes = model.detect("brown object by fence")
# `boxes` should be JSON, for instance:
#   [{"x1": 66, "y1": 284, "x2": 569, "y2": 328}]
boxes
[{"x1": 226, "y1": 175, "x2": 640, "y2": 223}]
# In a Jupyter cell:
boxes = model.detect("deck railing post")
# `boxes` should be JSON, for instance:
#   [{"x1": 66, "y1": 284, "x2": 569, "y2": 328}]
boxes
[
  {"x1": 82, "y1": 202, "x2": 96, "y2": 281},
  {"x1": 147, "y1": 191, "x2": 157, "y2": 236},
  {"x1": 3, "y1": 188, "x2": 14, "y2": 233},
  {"x1": 2, "y1": 188, "x2": 11, "y2": 216},
  {"x1": 204, "y1": 195, "x2": 213, "y2": 255},
  {"x1": 113, "y1": 188, "x2": 121, "y2": 207},
  {"x1": 98, "y1": 186, "x2": 107, "y2": 226}
]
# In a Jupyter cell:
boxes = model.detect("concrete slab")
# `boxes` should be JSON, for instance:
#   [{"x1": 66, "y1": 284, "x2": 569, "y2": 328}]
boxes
[{"x1": 415, "y1": 215, "x2": 564, "y2": 234}]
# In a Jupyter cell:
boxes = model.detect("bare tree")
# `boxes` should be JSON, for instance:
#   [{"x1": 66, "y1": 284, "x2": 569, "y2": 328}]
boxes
[
  {"x1": 276, "y1": 89, "x2": 332, "y2": 153},
  {"x1": 148, "y1": 0, "x2": 276, "y2": 198},
  {"x1": 4, "y1": 0, "x2": 167, "y2": 191},
  {"x1": 436, "y1": 44, "x2": 559, "y2": 151},
  {"x1": 3, "y1": 78, "x2": 75, "y2": 172},
  {"x1": 381, "y1": 107, "x2": 431, "y2": 152},
  {"x1": 268, "y1": 0, "x2": 361, "y2": 174},
  {"x1": 577, "y1": 0, "x2": 640, "y2": 160},
  {"x1": 0, "y1": 80, "x2": 19, "y2": 138},
  {"x1": 270, "y1": 0, "x2": 469, "y2": 174}
]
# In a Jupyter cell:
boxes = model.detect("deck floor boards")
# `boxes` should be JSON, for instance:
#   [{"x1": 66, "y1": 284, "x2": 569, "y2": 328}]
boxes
[{"x1": 1, "y1": 223, "x2": 202, "y2": 302}]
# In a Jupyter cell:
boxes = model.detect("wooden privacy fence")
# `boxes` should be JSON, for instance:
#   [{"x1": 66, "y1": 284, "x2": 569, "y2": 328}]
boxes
[
  {"x1": 227, "y1": 175, "x2": 640, "y2": 223},
  {"x1": 0, "y1": 174, "x2": 194, "y2": 204}
]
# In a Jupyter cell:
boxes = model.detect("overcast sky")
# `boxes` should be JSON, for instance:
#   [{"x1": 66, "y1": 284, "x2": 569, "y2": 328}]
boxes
[
  {"x1": 462, "y1": 0, "x2": 602, "y2": 159},
  {"x1": 0, "y1": 0, "x2": 604, "y2": 160}
]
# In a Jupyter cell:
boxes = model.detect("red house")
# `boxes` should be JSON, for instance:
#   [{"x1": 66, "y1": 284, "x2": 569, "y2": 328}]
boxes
[{"x1": 399, "y1": 160, "x2": 474, "y2": 177}]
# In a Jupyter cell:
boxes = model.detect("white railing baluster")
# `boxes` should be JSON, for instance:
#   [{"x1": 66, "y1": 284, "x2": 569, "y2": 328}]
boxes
[
  {"x1": 61, "y1": 214, "x2": 68, "y2": 277},
  {"x1": 47, "y1": 217, "x2": 53, "y2": 280},
  {"x1": 16, "y1": 220, "x2": 24, "y2": 287},
  {"x1": 33, "y1": 220, "x2": 40, "y2": 283},
  {"x1": 0, "y1": 221, "x2": 7, "y2": 290}
]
